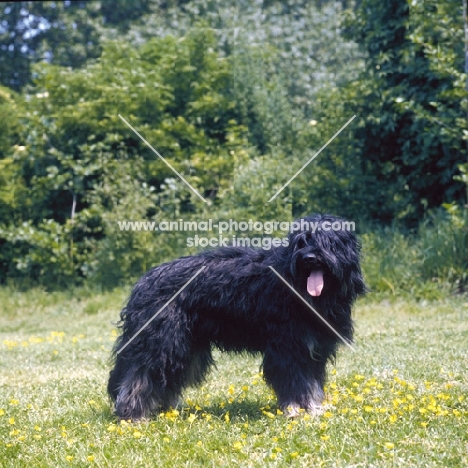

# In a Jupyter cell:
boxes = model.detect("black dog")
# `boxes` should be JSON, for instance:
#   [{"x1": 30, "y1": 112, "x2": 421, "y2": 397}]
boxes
[{"x1": 108, "y1": 214, "x2": 366, "y2": 419}]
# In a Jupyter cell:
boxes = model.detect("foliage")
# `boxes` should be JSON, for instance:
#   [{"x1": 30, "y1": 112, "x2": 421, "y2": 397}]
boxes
[
  {"x1": 342, "y1": 0, "x2": 467, "y2": 224},
  {"x1": 0, "y1": 1, "x2": 152, "y2": 90},
  {"x1": 0, "y1": 0, "x2": 466, "y2": 290},
  {"x1": 0, "y1": 2, "x2": 99, "y2": 90},
  {"x1": 213, "y1": 32, "x2": 364, "y2": 222},
  {"x1": 0, "y1": 30, "x2": 250, "y2": 286},
  {"x1": 0, "y1": 86, "x2": 21, "y2": 226},
  {"x1": 128, "y1": 0, "x2": 363, "y2": 113},
  {"x1": 361, "y1": 208, "x2": 468, "y2": 299}
]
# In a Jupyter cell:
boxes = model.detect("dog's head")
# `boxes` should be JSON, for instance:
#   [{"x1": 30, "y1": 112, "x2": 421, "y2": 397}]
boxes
[{"x1": 288, "y1": 214, "x2": 366, "y2": 301}]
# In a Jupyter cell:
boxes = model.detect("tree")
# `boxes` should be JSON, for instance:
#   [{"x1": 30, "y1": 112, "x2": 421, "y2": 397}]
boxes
[
  {"x1": 0, "y1": 1, "x2": 151, "y2": 90},
  {"x1": 0, "y1": 30, "x2": 250, "y2": 286},
  {"x1": 343, "y1": 0, "x2": 467, "y2": 224}
]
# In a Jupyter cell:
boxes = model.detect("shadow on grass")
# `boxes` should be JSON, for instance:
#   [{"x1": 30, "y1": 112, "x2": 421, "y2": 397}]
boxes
[
  {"x1": 195, "y1": 398, "x2": 273, "y2": 422},
  {"x1": 100, "y1": 397, "x2": 277, "y2": 424}
]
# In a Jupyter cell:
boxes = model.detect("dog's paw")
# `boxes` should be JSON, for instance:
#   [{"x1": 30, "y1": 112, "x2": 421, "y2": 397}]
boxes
[
  {"x1": 283, "y1": 403, "x2": 329, "y2": 418},
  {"x1": 283, "y1": 405, "x2": 302, "y2": 418},
  {"x1": 306, "y1": 404, "x2": 328, "y2": 416}
]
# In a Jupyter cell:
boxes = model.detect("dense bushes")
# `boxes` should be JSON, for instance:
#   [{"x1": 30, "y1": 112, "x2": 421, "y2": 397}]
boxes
[
  {"x1": 362, "y1": 207, "x2": 468, "y2": 299},
  {"x1": 0, "y1": 1, "x2": 466, "y2": 294}
]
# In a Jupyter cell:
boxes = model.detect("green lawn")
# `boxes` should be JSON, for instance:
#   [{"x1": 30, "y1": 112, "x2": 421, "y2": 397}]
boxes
[{"x1": 1, "y1": 288, "x2": 467, "y2": 467}]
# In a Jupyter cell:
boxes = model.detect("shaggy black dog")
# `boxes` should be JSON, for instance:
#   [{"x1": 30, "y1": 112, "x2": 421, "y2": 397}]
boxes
[{"x1": 108, "y1": 214, "x2": 366, "y2": 420}]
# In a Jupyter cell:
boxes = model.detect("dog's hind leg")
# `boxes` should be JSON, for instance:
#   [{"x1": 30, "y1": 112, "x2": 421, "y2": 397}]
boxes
[
  {"x1": 108, "y1": 357, "x2": 159, "y2": 421},
  {"x1": 109, "y1": 304, "x2": 200, "y2": 418}
]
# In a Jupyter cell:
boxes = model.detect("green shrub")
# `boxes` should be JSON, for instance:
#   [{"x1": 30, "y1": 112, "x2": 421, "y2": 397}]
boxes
[{"x1": 362, "y1": 207, "x2": 467, "y2": 299}]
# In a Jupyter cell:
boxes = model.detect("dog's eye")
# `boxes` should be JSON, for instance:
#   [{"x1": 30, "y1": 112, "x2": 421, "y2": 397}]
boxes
[{"x1": 296, "y1": 238, "x2": 307, "y2": 249}]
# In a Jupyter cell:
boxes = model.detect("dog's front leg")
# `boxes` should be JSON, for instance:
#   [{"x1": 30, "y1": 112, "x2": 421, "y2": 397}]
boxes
[{"x1": 262, "y1": 344, "x2": 327, "y2": 418}]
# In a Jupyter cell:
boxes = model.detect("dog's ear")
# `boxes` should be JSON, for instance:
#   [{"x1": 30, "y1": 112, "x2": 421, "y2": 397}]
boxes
[
  {"x1": 352, "y1": 262, "x2": 367, "y2": 296},
  {"x1": 324, "y1": 223, "x2": 366, "y2": 299},
  {"x1": 344, "y1": 235, "x2": 367, "y2": 298}
]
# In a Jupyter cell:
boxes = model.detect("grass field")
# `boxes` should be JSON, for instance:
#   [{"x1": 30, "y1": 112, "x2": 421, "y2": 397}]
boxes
[{"x1": 1, "y1": 287, "x2": 467, "y2": 467}]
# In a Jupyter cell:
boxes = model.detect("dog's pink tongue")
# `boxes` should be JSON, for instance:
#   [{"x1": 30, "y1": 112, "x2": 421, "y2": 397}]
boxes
[{"x1": 307, "y1": 270, "x2": 324, "y2": 296}]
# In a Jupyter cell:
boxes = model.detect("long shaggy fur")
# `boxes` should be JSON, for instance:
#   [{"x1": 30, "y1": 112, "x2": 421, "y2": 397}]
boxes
[{"x1": 108, "y1": 214, "x2": 366, "y2": 420}]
